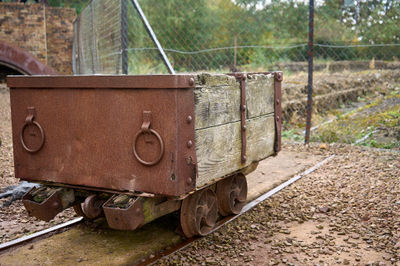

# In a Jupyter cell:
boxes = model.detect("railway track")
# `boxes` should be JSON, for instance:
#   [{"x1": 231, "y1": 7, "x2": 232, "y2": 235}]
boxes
[
  {"x1": 0, "y1": 155, "x2": 335, "y2": 264},
  {"x1": 0, "y1": 217, "x2": 83, "y2": 253},
  {"x1": 136, "y1": 155, "x2": 335, "y2": 265}
]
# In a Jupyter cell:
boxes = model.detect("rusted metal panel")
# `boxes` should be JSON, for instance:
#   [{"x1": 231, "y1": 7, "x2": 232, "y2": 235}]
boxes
[
  {"x1": 274, "y1": 72, "x2": 283, "y2": 152},
  {"x1": 103, "y1": 196, "x2": 181, "y2": 230},
  {"x1": 176, "y1": 86, "x2": 197, "y2": 193},
  {"x1": 103, "y1": 196, "x2": 145, "y2": 231},
  {"x1": 22, "y1": 188, "x2": 64, "y2": 222},
  {"x1": 10, "y1": 75, "x2": 196, "y2": 197},
  {"x1": 7, "y1": 75, "x2": 195, "y2": 89}
]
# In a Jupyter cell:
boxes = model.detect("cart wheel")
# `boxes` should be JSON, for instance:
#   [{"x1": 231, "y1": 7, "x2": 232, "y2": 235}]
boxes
[
  {"x1": 81, "y1": 195, "x2": 104, "y2": 219},
  {"x1": 216, "y1": 173, "x2": 247, "y2": 216},
  {"x1": 180, "y1": 188, "x2": 218, "y2": 238},
  {"x1": 73, "y1": 203, "x2": 91, "y2": 220}
]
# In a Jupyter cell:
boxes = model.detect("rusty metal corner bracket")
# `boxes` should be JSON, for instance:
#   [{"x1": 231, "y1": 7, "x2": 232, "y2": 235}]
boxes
[
  {"x1": 273, "y1": 72, "x2": 283, "y2": 152},
  {"x1": 228, "y1": 73, "x2": 247, "y2": 164}
]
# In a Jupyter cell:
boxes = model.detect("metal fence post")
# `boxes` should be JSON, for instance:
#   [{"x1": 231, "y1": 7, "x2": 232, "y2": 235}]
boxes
[
  {"x1": 130, "y1": 0, "x2": 175, "y2": 74},
  {"x1": 72, "y1": 19, "x2": 78, "y2": 75},
  {"x1": 121, "y1": 0, "x2": 128, "y2": 74},
  {"x1": 89, "y1": 1, "x2": 96, "y2": 74},
  {"x1": 305, "y1": 0, "x2": 314, "y2": 144}
]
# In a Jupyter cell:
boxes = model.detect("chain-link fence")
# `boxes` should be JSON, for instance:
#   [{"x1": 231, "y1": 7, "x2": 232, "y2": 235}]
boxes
[
  {"x1": 74, "y1": 0, "x2": 122, "y2": 74},
  {"x1": 73, "y1": 0, "x2": 400, "y2": 147},
  {"x1": 73, "y1": 0, "x2": 400, "y2": 75}
]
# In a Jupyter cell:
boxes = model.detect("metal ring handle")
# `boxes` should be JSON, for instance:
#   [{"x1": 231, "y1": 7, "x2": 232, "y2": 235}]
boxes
[
  {"x1": 133, "y1": 128, "x2": 164, "y2": 166},
  {"x1": 20, "y1": 121, "x2": 45, "y2": 153}
]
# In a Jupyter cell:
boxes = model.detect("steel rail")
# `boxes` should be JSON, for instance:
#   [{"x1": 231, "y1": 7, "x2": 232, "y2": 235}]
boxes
[
  {"x1": 141, "y1": 154, "x2": 336, "y2": 265},
  {"x1": 0, "y1": 217, "x2": 83, "y2": 252}
]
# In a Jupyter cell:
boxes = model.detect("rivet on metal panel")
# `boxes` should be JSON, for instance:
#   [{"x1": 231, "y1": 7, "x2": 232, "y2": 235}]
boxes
[
  {"x1": 275, "y1": 72, "x2": 283, "y2": 82},
  {"x1": 185, "y1": 156, "x2": 193, "y2": 165},
  {"x1": 189, "y1": 78, "x2": 195, "y2": 86},
  {"x1": 186, "y1": 177, "x2": 192, "y2": 185},
  {"x1": 186, "y1": 115, "x2": 192, "y2": 124},
  {"x1": 187, "y1": 140, "x2": 193, "y2": 148}
]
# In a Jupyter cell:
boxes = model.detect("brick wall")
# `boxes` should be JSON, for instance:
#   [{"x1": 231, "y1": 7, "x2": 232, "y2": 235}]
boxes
[
  {"x1": 45, "y1": 6, "x2": 76, "y2": 74},
  {"x1": 0, "y1": 3, "x2": 76, "y2": 74}
]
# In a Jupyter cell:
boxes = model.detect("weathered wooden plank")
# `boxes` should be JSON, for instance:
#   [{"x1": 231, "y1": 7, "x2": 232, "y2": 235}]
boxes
[
  {"x1": 194, "y1": 84, "x2": 240, "y2": 129},
  {"x1": 195, "y1": 114, "x2": 275, "y2": 188},
  {"x1": 194, "y1": 73, "x2": 275, "y2": 130},
  {"x1": 246, "y1": 73, "x2": 275, "y2": 118},
  {"x1": 194, "y1": 74, "x2": 239, "y2": 130},
  {"x1": 195, "y1": 73, "x2": 238, "y2": 87}
]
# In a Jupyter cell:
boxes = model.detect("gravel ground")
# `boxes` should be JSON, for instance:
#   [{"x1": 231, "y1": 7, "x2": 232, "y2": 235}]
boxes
[
  {"x1": 158, "y1": 143, "x2": 400, "y2": 266},
  {"x1": 0, "y1": 86, "x2": 14, "y2": 189}
]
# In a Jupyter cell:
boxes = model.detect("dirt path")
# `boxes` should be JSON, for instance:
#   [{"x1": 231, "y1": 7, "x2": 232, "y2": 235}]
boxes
[{"x1": 158, "y1": 143, "x2": 400, "y2": 265}]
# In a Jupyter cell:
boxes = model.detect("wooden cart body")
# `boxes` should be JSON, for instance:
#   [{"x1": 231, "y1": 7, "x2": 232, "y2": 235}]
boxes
[{"x1": 8, "y1": 72, "x2": 282, "y2": 198}]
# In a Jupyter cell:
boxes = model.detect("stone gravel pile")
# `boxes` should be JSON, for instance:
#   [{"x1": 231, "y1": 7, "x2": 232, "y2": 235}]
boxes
[{"x1": 159, "y1": 143, "x2": 400, "y2": 265}]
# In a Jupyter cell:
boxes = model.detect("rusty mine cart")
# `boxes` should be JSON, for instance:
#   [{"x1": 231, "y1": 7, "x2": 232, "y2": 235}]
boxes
[{"x1": 7, "y1": 72, "x2": 282, "y2": 238}]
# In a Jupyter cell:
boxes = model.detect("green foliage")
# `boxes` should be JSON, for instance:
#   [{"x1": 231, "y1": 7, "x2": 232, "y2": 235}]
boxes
[
  {"x1": 47, "y1": 0, "x2": 89, "y2": 14},
  {"x1": 52, "y1": 0, "x2": 400, "y2": 71},
  {"x1": 282, "y1": 129, "x2": 303, "y2": 142}
]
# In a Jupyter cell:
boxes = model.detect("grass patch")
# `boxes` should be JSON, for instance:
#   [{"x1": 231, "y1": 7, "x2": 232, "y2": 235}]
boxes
[
  {"x1": 282, "y1": 129, "x2": 303, "y2": 142},
  {"x1": 311, "y1": 102, "x2": 400, "y2": 149}
]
